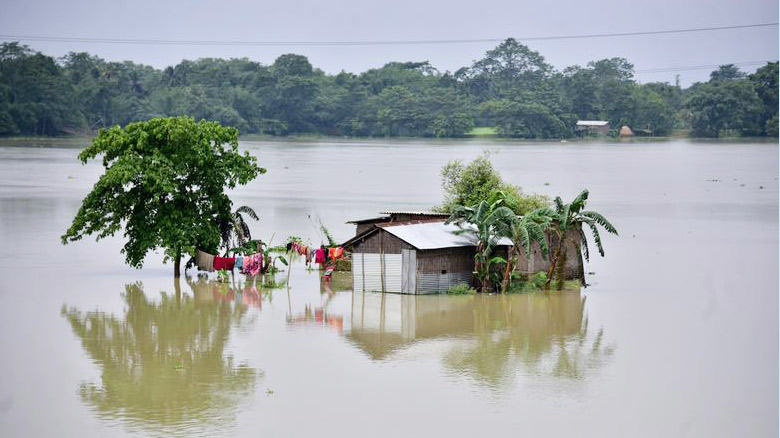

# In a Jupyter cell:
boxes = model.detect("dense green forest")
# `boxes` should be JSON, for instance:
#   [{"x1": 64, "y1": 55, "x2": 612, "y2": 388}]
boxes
[{"x1": 0, "y1": 40, "x2": 776, "y2": 138}]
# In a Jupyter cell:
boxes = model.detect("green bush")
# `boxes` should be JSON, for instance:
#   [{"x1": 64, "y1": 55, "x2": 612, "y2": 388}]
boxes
[{"x1": 446, "y1": 282, "x2": 477, "y2": 295}]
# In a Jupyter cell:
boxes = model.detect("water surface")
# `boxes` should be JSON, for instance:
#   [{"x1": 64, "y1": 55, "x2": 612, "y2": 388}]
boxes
[{"x1": 0, "y1": 138, "x2": 776, "y2": 437}]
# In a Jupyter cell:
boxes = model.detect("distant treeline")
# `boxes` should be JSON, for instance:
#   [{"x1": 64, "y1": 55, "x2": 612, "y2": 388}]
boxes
[{"x1": 0, "y1": 40, "x2": 776, "y2": 138}]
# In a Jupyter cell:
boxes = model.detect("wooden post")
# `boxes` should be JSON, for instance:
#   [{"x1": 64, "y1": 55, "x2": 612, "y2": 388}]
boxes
[
  {"x1": 379, "y1": 231, "x2": 385, "y2": 293},
  {"x1": 286, "y1": 249, "x2": 293, "y2": 287}
]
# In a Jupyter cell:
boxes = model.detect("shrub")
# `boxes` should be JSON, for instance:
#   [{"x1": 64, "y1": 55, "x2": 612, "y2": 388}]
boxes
[{"x1": 447, "y1": 282, "x2": 477, "y2": 295}]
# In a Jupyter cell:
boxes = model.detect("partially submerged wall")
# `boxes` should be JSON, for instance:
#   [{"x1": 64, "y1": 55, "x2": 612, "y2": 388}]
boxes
[{"x1": 513, "y1": 228, "x2": 583, "y2": 281}]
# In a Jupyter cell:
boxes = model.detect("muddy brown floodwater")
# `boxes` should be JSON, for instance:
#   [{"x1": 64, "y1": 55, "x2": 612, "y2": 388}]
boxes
[{"x1": 0, "y1": 138, "x2": 776, "y2": 437}]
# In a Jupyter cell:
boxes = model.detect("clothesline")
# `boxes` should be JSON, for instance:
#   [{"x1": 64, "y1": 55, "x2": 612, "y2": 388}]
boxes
[{"x1": 194, "y1": 245, "x2": 347, "y2": 276}]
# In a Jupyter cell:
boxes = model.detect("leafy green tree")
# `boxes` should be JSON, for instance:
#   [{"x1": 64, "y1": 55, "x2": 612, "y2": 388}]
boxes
[
  {"x1": 709, "y1": 64, "x2": 745, "y2": 82},
  {"x1": 630, "y1": 85, "x2": 675, "y2": 135},
  {"x1": 0, "y1": 42, "x2": 78, "y2": 135},
  {"x1": 480, "y1": 99, "x2": 568, "y2": 138},
  {"x1": 749, "y1": 62, "x2": 779, "y2": 135},
  {"x1": 462, "y1": 38, "x2": 552, "y2": 100},
  {"x1": 263, "y1": 54, "x2": 319, "y2": 133},
  {"x1": 61, "y1": 117, "x2": 264, "y2": 276},
  {"x1": 545, "y1": 189, "x2": 618, "y2": 289},
  {"x1": 766, "y1": 114, "x2": 779, "y2": 137},
  {"x1": 685, "y1": 80, "x2": 763, "y2": 137},
  {"x1": 439, "y1": 153, "x2": 548, "y2": 214}
]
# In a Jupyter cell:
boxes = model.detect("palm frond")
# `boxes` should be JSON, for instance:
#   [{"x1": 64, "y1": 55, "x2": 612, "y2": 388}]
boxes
[
  {"x1": 582, "y1": 211, "x2": 618, "y2": 235},
  {"x1": 236, "y1": 205, "x2": 259, "y2": 221},
  {"x1": 527, "y1": 223, "x2": 549, "y2": 258},
  {"x1": 561, "y1": 203, "x2": 572, "y2": 230},
  {"x1": 578, "y1": 227, "x2": 590, "y2": 262},
  {"x1": 554, "y1": 196, "x2": 564, "y2": 214},
  {"x1": 585, "y1": 220, "x2": 605, "y2": 257},
  {"x1": 446, "y1": 204, "x2": 474, "y2": 224},
  {"x1": 571, "y1": 189, "x2": 589, "y2": 212},
  {"x1": 526, "y1": 207, "x2": 555, "y2": 223},
  {"x1": 515, "y1": 224, "x2": 531, "y2": 258},
  {"x1": 240, "y1": 221, "x2": 251, "y2": 243}
]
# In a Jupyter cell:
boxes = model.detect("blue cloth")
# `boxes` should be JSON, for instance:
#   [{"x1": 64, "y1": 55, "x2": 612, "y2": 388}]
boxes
[{"x1": 235, "y1": 256, "x2": 243, "y2": 270}]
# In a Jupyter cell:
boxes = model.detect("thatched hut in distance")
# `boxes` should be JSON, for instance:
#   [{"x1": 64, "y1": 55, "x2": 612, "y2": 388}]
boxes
[{"x1": 619, "y1": 125, "x2": 634, "y2": 137}]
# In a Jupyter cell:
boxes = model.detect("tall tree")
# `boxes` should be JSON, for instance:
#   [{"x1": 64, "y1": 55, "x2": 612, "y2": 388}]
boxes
[
  {"x1": 685, "y1": 80, "x2": 763, "y2": 137},
  {"x1": 61, "y1": 117, "x2": 264, "y2": 276},
  {"x1": 748, "y1": 62, "x2": 779, "y2": 135}
]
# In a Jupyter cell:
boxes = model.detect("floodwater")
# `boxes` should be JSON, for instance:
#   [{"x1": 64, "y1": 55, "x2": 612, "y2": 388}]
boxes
[{"x1": 0, "y1": 138, "x2": 776, "y2": 437}]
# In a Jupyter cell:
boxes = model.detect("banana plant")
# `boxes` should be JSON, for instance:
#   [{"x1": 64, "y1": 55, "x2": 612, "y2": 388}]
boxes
[{"x1": 544, "y1": 189, "x2": 618, "y2": 289}]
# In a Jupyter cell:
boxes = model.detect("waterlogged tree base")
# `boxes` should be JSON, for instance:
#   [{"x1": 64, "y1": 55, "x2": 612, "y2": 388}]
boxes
[{"x1": 61, "y1": 117, "x2": 264, "y2": 276}]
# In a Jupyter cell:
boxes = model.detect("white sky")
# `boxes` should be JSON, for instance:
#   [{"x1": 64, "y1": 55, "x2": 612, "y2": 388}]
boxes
[{"x1": 1, "y1": 0, "x2": 777, "y2": 86}]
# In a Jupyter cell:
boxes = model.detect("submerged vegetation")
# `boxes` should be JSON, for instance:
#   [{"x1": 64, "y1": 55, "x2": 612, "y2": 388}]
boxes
[
  {"x1": 442, "y1": 154, "x2": 617, "y2": 293},
  {"x1": 446, "y1": 282, "x2": 477, "y2": 295},
  {"x1": 0, "y1": 40, "x2": 776, "y2": 139}
]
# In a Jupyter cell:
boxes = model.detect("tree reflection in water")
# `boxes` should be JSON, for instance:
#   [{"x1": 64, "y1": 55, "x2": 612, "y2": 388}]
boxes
[
  {"x1": 443, "y1": 293, "x2": 615, "y2": 388},
  {"x1": 348, "y1": 291, "x2": 614, "y2": 388},
  {"x1": 61, "y1": 279, "x2": 260, "y2": 435}
]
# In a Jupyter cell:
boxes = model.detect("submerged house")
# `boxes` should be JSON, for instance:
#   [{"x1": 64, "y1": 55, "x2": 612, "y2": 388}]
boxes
[{"x1": 344, "y1": 212, "x2": 583, "y2": 294}]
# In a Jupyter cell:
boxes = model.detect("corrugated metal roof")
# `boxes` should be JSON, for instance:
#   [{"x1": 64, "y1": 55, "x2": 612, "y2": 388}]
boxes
[
  {"x1": 379, "y1": 211, "x2": 449, "y2": 216},
  {"x1": 380, "y1": 221, "x2": 512, "y2": 250},
  {"x1": 346, "y1": 216, "x2": 389, "y2": 224},
  {"x1": 576, "y1": 120, "x2": 610, "y2": 126}
]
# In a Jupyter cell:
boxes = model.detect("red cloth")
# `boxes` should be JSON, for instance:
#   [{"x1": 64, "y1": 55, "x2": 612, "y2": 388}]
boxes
[
  {"x1": 315, "y1": 248, "x2": 325, "y2": 264},
  {"x1": 328, "y1": 247, "x2": 344, "y2": 260},
  {"x1": 213, "y1": 257, "x2": 236, "y2": 271}
]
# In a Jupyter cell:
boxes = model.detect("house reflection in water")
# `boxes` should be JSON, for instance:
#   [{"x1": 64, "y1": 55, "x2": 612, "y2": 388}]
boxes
[{"x1": 347, "y1": 290, "x2": 614, "y2": 386}]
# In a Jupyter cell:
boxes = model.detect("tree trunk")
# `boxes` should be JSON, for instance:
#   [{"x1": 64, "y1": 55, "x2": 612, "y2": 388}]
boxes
[
  {"x1": 545, "y1": 233, "x2": 563, "y2": 290},
  {"x1": 173, "y1": 276, "x2": 182, "y2": 309},
  {"x1": 556, "y1": 249, "x2": 567, "y2": 290},
  {"x1": 174, "y1": 251, "x2": 181, "y2": 278},
  {"x1": 501, "y1": 249, "x2": 514, "y2": 294}
]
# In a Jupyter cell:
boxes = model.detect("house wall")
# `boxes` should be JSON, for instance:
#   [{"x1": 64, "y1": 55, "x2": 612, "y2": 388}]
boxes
[
  {"x1": 355, "y1": 222, "x2": 381, "y2": 235},
  {"x1": 513, "y1": 228, "x2": 583, "y2": 280},
  {"x1": 416, "y1": 247, "x2": 476, "y2": 293},
  {"x1": 350, "y1": 230, "x2": 414, "y2": 254},
  {"x1": 416, "y1": 247, "x2": 475, "y2": 274}
]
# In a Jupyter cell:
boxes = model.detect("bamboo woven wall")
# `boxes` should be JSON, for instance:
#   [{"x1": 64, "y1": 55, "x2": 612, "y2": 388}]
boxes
[
  {"x1": 513, "y1": 228, "x2": 583, "y2": 280},
  {"x1": 416, "y1": 247, "x2": 475, "y2": 274},
  {"x1": 350, "y1": 230, "x2": 413, "y2": 254}
]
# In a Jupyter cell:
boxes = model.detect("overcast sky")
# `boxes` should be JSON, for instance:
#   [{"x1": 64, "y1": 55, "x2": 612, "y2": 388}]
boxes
[{"x1": 1, "y1": 0, "x2": 777, "y2": 86}]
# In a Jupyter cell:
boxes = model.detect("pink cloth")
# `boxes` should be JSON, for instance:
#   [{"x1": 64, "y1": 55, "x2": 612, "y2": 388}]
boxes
[{"x1": 241, "y1": 252, "x2": 263, "y2": 276}]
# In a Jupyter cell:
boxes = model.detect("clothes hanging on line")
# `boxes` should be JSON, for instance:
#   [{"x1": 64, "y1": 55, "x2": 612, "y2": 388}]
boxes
[
  {"x1": 235, "y1": 256, "x2": 244, "y2": 270},
  {"x1": 305, "y1": 248, "x2": 313, "y2": 266},
  {"x1": 196, "y1": 250, "x2": 215, "y2": 272},
  {"x1": 328, "y1": 247, "x2": 344, "y2": 261},
  {"x1": 241, "y1": 252, "x2": 263, "y2": 276},
  {"x1": 213, "y1": 257, "x2": 236, "y2": 271},
  {"x1": 315, "y1": 248, "x2": 326, "y2": 264}
]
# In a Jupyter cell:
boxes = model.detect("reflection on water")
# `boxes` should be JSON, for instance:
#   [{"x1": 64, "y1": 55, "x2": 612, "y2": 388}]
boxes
[
  {"x1": 61, "y1": 280, "x2": 260, "y2": 435},
  {"x1": 348, "y1": 291, "x2": 614, "y2": 387}
]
